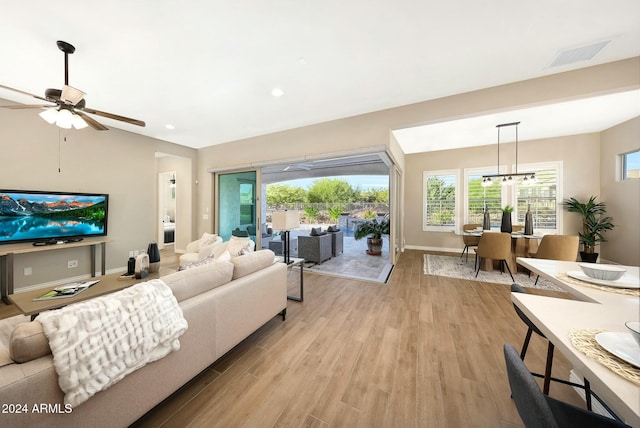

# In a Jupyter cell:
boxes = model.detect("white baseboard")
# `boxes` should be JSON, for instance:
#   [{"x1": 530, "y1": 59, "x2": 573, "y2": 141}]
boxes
[{"x1": 404, "y1": 245, "x2": 461, "y2": 254}]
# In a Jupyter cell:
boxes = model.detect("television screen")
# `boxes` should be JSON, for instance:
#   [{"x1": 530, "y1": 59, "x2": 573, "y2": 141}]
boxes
[{"x1": 0, "y1": 190, "x2": 109, "y2": 245}]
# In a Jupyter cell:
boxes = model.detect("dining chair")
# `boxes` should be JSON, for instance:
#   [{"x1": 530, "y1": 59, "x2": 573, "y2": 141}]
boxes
[
  {"x1": 460, "y1": 223, "x2": 481, "y2": 263},
  {"x1": 475, "y1": 232, "x2": 514, "y2": 282},
  {"x1": 503, "y1": 344, "x2": 630, "y2": 428},
  {"x1": 509, "y1": 283, "x2": 618, "y2": 417},
  {"x1": 529, "y1": 235, "x2": 579, "y2": 284},
  {"x1": 512, "y1": 225, "x2": 524, "y2": 232},
  {"x1": 510, "y1": 283, "x2": 559, "y2": 396}
]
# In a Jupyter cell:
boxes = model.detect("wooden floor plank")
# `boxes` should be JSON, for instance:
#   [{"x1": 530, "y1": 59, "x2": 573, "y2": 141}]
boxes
[{"x1": 1, "y1": 249, "x2": 590, "y2": 427}]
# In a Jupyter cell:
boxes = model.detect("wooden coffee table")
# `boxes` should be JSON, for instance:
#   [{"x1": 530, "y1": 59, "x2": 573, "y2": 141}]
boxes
[{"x1": 8, "y1": 269, "x2": 167, "y2": 319}]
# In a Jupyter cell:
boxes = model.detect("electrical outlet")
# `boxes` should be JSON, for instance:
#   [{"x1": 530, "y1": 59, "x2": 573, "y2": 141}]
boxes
[
  {"x1": 24, "y1": 267, "x2": 32, "y2": 276},
  {"x1": 68, "y1": 260, "x2": 78, "y2": 268}
]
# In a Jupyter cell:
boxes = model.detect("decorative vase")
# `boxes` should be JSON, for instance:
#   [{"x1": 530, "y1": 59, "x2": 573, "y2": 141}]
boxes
[
  {"x1": 483, "y1": 206, "x2": 491, "y2": 230},
  {"x1": 500, "y1": 212, "x2": 512, "y2": 233},
  {"x1": 524, "y1": 204, "x2": 534, "y2": 235},
  {"x1": 147, "y1": 242, "x2": 161, "y2": 273}
]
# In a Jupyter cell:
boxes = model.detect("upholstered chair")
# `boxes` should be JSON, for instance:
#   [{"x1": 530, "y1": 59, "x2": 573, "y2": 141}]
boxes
[
  {"x1": 460, "y1": 224, "x2": 481, "y2": 262},
  {"x1": 298, "y1": 233, "x2": 332, "y2": 264},
  {"x1": 529, "y1": 235, "x2": 579, "y2": 284},
  {"x1": 475, "y1": 232, "x2": 514, "y2": 282}
]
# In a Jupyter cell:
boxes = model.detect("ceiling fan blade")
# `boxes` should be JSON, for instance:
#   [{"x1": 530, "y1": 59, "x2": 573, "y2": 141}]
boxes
[
  {"x1": 0, "y1": 84, "x2": 49, "y2": 102},
  {"x1": 1, "y1": 104, "x2": 50, "y2": 109},
  {"x1": 79, "y1": 107, "x2": 145, "y2": 127},
  {"x1": 75, "y1": 110, "x2": 109, "y2": 131}
]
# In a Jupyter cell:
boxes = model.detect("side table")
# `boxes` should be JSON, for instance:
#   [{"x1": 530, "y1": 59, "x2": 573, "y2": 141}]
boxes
[{"x1": 276, "y1": 256, "x2": 304, "y2": 302}]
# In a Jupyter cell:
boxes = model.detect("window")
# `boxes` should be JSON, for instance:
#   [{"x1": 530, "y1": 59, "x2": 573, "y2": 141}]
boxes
[
  {"x1": 423, "y1": 170, "x2": 458, "y2": 230},
  {"x1": 239, "y1": 182, "x2": 255, "y2": 225},
  {"x1": 513, "y1": 162, "x2": 562, "y2": 234},
  {"x1": 465, "y1": 168, "x2": 504, "y2": 227},
  {"x1": 622, "y1": 150, "x2": 640, "y2": 180}
]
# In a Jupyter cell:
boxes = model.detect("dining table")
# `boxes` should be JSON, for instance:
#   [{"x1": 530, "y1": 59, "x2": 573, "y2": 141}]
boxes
[{"x1": 514, "y1": 257, "x2": 640, "y2": 426}]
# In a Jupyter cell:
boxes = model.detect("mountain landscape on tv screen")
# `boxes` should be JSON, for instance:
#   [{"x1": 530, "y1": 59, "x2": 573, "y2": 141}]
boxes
[
  {"x1": 0, "y1": 193, "x2": 107, "y2": 242},
  {"x1": 0, "y1": 194, "x2": 98, "y2": 217}
]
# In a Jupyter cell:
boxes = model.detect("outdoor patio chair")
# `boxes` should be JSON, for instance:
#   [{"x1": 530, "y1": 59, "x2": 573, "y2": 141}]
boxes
[{"x1": 298, "y1": 233, "x2": 332, "y2": 264}]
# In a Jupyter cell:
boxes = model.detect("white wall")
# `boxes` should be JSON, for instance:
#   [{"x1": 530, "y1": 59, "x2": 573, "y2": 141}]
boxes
[{"x1": 0, "y1": 106, "x2": 197, "y2": 290}]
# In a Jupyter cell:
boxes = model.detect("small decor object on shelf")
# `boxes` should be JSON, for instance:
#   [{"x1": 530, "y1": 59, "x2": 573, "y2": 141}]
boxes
[
  {"x1": 524, "y1": 204, "x2": 534, "y2": 235},
  {"x1": 147, "y1": 242, "x2": 161, "y2": 273},
  {"x1": 135, "y1": 253, "x2": 149, "y2": 279},
  {"x1": 500, "y1": 205, "x2": 513, "y2": 233},
  {"x1": 33, "y1": 280, "x2": 100, "y2": 301},
  {"x1": 483, "y1": 206, "x2": 491, "y2": 230}
]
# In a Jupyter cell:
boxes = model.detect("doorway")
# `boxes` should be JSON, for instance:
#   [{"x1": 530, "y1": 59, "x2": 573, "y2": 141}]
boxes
[{"x1": 159, "y1": 171, "x2": 177, "y2": 246}]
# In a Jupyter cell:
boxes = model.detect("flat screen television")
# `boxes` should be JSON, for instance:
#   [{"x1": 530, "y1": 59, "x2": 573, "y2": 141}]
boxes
[{"x1": 0, "y1": 190, "x2": 109, "y2": 245}]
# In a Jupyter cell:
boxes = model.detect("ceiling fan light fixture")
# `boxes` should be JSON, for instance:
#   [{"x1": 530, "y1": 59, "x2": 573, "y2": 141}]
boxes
[
  {"x1": 72, "y1": 113, "x2": 88, "y2": 129},
  {"x1": 39, "y1": 108, "x2": 58, "y2": 124},
  {"x1": 56, "y1": 108, "x2": 74, "y2": 129}
]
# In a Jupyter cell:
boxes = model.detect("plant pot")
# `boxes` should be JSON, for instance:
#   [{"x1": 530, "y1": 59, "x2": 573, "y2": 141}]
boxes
[
  {"x1": 500, "y1": 212, "x2": 512, "y2": 233},
  {"x1": 579, "y1": 251, "x2": 599, "y2": 263},
  {"x1": 366, "y1": 238, "x2": 383, "y2": 256}
]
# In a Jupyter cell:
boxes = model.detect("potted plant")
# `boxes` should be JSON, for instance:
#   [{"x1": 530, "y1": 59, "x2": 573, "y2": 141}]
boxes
[
  {"x1": 500, "y1": 205, "x2": 514, "y2": 233},
  {"x1": 563, "y1": 196, "x2": 615, "y2": 263},
  {"x1": 354, "y1": 216, "x2": 390, "y2": 256}
]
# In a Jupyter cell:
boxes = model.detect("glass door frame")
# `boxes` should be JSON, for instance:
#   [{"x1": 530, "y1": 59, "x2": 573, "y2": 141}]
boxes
[{"x1": 213, "y1": 168, "x2": 263, "y2": 248}]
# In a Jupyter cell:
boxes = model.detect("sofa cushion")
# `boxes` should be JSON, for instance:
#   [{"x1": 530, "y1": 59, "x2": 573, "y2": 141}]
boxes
[
  {"x1": 163, "y1": 259, "x2": 234, "y2": 302},
  {"x1": 9, "y1": 321, "x2": 51, "y2": 363},
  {"x1": 231, "y1": 249, "x2": 276, "y2": 280},
  {"x1": 177, "y1": 254, "x2": 217, "y2": 271},
  {"x1": 226, "y1": 236, "x2": 255, "y2": 257}
]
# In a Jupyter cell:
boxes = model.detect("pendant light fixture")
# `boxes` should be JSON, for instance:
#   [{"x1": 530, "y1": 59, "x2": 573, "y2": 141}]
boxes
[{"x1": 481, "y1": 121, "x2": 536, "y2": 187}]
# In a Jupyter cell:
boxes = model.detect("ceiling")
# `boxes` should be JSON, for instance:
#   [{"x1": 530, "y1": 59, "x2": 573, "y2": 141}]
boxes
[{"x1": 0, "y1": 1, "x2": 639, "y2": 151}]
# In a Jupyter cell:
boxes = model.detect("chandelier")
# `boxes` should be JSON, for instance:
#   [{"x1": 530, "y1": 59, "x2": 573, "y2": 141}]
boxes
[{"x1": 481, "y1": 121, "x2": 536, "y2": 187}]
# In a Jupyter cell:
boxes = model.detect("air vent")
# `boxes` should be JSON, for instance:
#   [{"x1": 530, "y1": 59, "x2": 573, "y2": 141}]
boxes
[{"x1": 549, "y1": 40, "x2": 610, "y2": 67}]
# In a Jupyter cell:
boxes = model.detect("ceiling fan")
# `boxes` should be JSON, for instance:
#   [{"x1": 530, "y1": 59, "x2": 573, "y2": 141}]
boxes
[{"x1": 0, "y1": 40, "x2": 145, "y2": 131}]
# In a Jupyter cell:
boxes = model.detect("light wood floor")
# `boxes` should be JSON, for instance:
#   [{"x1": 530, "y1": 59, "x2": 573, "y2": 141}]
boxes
[{"x1": 0, "y1": 249, "x2": 585, "y2": 427}]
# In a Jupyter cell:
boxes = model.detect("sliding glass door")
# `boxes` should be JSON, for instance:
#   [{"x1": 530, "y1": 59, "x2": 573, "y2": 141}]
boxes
[{"x1": 216, "y1": 170, "x2": 258, "y2": 243}]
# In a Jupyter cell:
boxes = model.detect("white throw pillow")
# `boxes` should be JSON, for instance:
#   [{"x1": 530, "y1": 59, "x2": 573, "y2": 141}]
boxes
[
  {"x1": 226, "y1": 236, "x2": 254, "y2": 257},
  {"x1": 215, "y1": 250, "x2": 232, "y2": 262},
  {"x1": 198, "y1": 232, "x2": 218, "y2": 250}
]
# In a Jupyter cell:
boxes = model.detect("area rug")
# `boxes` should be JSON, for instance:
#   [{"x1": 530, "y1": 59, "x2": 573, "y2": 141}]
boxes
[{"x1": 424, "y1": 254, "x2": 562, "y2": 291}]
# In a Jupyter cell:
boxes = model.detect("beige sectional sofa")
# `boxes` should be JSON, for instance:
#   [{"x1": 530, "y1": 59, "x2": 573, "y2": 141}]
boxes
[{"x1": 0, "y1": 249, "x2": 287, "y2": 428}]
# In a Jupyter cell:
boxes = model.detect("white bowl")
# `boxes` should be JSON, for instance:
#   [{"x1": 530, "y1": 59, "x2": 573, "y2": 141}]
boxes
[
  {"x1": 578, "y1": 263, "x2": 626, "y2": 281},
  {"x1": 626, "y1": 321, "x2": 640, "y2": 346}
]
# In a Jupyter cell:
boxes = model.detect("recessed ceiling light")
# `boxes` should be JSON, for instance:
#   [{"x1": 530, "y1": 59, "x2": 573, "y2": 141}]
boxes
[
  {"x1": 298, "y1": 57, "x2": 307, "y2": 66},
  {"x1": 165, "y1": 124, "x2": 175, "y2": 130},
  {"x1": 271, "y1": 87, "x2": 284, "y2": 97}
]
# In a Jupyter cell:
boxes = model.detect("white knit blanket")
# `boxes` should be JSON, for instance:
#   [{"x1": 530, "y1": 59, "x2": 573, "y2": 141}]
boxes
[{"x1": 38, "y1": 279, "x2": 188, "y2": 408}]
